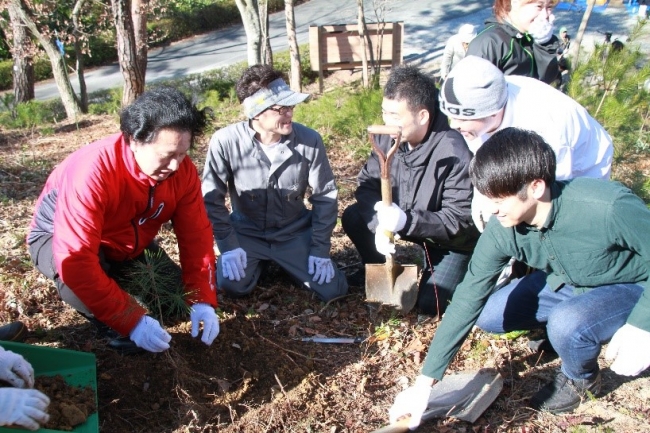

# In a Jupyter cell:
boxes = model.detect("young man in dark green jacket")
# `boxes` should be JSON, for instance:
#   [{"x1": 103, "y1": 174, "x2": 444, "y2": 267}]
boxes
[{"x1": 389, "y1": 127, "x2": 650, "y2": 428}]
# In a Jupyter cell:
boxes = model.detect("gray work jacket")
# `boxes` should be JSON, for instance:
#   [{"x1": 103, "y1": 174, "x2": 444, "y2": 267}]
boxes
[{"x1": 202, "y1": 121, "x2": 338, "y2": 258}]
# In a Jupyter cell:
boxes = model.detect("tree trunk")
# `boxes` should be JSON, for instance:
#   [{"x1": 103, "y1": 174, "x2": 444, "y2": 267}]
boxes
[
  {"x1": 235, "y1": 0, "x2": 262, "y2": 66},
  {"x1": 568, "y1": 0, "x2": 596, "y2": 64},
  {"x1": 284, "y1": 0, "x2": 301, "y2": 91},
  {"x1": 131, "y1": 0, "x2": 148, "y2": 77},
  {"x1": 260, "y1": 0, "x2": 273, "y2": 66},
  {"x1": 111, "y1": 0, "x2": 145, "y2": 106},
  {"x1": 7, "y1": 0, "x2": 34, "y2": 103},
  {"x1": 9, "y1": 0, "x2": 82, "y2": 119},
  {"x1": 72, "y1": 0, "x2": 88, "y2": 112},
  {"x1": 357, "y1": 0, "x2": 369, "y2": 88}
]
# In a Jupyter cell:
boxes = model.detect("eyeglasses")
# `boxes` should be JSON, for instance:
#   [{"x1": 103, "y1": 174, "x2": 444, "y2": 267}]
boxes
[{"x1": 267, "y1": 105, "x2": 295, "y2": 116}]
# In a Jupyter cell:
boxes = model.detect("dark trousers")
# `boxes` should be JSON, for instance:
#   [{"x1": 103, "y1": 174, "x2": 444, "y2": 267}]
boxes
[
  {"x1": 28, "y1": 234, "x2": 182, "y2": 321},
  {"x1": 341, "y1": 203, "x2": 471, "y2": 315}
]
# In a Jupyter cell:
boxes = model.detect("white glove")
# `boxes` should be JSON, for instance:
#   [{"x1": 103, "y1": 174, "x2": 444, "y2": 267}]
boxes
[
  {"x1": 375, "y1": 230, "x2": 396, "y2": 256},
  {"x1": 374, "y1": 202, "x2": 407, "y2": 233},
  {"x1": 471, "y1": 188, "x2": 489, "y2": 233},
  {"x1": 129, "y1": 315, "x2": 171, "y2": 353},
  {"x1": 0, "y1": 387, "x2": 50, "y2": 431},
  {"x1": 190, "y1": 303, "x2": 220, "y2": 345},
  {"x1": 605, "y1": 323, "x2": 650, "y2": 376},
  {"x1": 220, "y1": 248, "x2": 247, "y2": 281},
  {"x1": 388, "y1": 377, "x2": 433, "y2": 430},
  {"x1": 308, "y1": 256, "x2": 335, "y2": 285},
  {"x1": 0, "y1": 347, "x2": 35, "y2": 388}
]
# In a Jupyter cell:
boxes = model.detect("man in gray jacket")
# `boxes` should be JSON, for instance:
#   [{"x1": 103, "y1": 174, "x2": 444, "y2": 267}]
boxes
[{"x1": 202, "y1": 65, "x2": 348, "y2": 301}]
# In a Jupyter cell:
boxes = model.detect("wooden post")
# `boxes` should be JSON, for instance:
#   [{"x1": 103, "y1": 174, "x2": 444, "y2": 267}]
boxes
[{"x1": 309, "y1": 25, "x2": 324, "y2": 93}]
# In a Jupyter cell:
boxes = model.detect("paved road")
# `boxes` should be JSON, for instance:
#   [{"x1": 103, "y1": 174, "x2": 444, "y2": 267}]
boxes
[{"x1": 34, "y1": 0, "x2": 641, "y2": 100}]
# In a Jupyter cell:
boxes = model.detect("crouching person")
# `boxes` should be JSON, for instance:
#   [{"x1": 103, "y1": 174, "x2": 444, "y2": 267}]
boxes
[
  {"x1": 389, "y1": 127, "x2": 650, "y2": 428},
  {"x1": 201, "y1": 65, "x2": 348, "y2": 302},
  {"x1": 27, "y1": 87, "x2": 220, "y2": 354}
]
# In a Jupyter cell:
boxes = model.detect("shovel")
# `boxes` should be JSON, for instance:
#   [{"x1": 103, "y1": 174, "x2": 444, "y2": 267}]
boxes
[
  {"x1": 371, "y1": 368, "x2": 504, "y2": 433},
  {"x1": 365, "y1": 125, "x2": 419, "y2": 314}
]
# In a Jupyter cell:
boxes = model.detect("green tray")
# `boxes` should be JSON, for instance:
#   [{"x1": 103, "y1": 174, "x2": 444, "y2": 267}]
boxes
[{"x1": 0, "y1": 341, "x2": 98, "y2": 433}]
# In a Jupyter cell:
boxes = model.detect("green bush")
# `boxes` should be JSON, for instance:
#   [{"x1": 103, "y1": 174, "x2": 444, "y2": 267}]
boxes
[
  {"x1": 0, "y1": 60, "x2": 11, "y2": 90},
  {"x1": 293, "y1": 86, "x2": 383, "y2": 157},
  {"x1": 87, "y1": 88, "x2": 123, "y2": 116},
  {"x1": 568, "y1": 21, "x2": 650, "y2": 199},
  {"x1": 0, "y1": 99, "x2": 67, "y2": 129}
]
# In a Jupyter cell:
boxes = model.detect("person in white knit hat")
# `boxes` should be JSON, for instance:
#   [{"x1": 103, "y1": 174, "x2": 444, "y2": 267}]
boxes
[
  {"x1": 439, "y1": 23, "x2": 476, "y2": 80},
  {"x1": 439, "y1": 55, "x2": 613, "y2": 232}
]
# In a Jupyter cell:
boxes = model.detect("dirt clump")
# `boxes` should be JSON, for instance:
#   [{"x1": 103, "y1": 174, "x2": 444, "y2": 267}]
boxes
[{"x1": 35, "y1": 375, "x2": 96, "y2": 431}]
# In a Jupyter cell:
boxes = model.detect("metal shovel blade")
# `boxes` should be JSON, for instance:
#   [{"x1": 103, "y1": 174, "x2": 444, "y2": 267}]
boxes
[
  {"x1": 370, "y1": 369, "x2": 504, "y2": 433},
  {"x1": 364, "y1": 124, "x2": 420, "y2": 314},
  {"x1": 365, "y1": 259, "x2": 419, "y2": 313},
  {"x1": 422, "y1": 368, "x2": 504, "y2": 423}
]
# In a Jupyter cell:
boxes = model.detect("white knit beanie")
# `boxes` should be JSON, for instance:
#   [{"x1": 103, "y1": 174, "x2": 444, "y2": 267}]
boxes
[{"x1": 439, "y1": 56, "x2": 508, "y2": 120}]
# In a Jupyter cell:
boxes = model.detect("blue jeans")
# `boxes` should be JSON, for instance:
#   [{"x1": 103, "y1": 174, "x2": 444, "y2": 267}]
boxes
[{"x1": 476, "y1": 270, "x2": 644, "y2": 381}]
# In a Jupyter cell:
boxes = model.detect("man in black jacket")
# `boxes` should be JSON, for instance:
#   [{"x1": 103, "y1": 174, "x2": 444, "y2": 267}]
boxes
[{"x1": 341, "y1": 66, "x2": 479, "y2": 315}]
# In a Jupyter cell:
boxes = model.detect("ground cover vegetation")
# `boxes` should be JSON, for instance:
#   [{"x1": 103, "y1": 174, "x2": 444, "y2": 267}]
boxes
[{"x1": 0, "y1": 29, "x2": 649, "y2": 432}]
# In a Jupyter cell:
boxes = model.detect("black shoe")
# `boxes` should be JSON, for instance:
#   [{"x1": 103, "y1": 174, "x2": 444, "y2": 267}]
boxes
[
  {"x1": 78, "y1": 312, "x2": 144, "y2": 354},
  {"x1": 0, "y1": 321, "x2": 28, "y2": 342},
  {"x1": 530, "y1": 370, "x2": 602, "y2": 414},
  {"x1": 528, "y1": 338, "x2": 557, "y2": 355},
  {"x1": 106, "y1": 336, "x2": 144, "y2": 355}
]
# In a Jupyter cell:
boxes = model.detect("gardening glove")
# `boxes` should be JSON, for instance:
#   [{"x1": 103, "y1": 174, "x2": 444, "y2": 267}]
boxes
[
  {"x1": 0, "y1": 346, "x2": 34, "y2": 388},
  {"x1": 308, "y1": 256, "x2": 335, "y2": 285},
  {"x1": 0, "y1": 387, "x2": 50, "y2": 431},
  {"x1": 374, "y1": 202, "x2": 407, "y2": 233},
  {"x1": 190, "y1": 303, "x2": 220, "y2": 345},
  {"x1": 471, "y1": 189, "x2": 489, "y2": 233},
  {"x1": 605, "y1": 323, "x2": 650, "y2": 376},
  {"x1": 129, "y1": 315, "x2": 171, "y2": 353},
  {"x1": 375, "y1": 229, "x2": 396, "y2": 256},
  {"x1": 388, "y1": 376, "x2": 433, "y2": 430},
  {"x1": 220, "y1": 248, "x2": 247, "y2": 281}
]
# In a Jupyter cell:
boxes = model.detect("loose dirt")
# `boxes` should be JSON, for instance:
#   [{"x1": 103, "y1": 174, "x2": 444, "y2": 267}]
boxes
[{"x1": 35, "y1": 375, "x2": 96, "y2": 431}]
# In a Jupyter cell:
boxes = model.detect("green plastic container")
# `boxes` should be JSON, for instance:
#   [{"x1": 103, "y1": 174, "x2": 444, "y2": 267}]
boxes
[{"x1": 0, "y1": 341, "x2": 98, "y2": 433}]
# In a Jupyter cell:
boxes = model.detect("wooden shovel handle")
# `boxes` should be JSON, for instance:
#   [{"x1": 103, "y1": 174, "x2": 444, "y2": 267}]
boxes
[{"x1": 367, "y1": 125, "x2": 402, "y2": 135}]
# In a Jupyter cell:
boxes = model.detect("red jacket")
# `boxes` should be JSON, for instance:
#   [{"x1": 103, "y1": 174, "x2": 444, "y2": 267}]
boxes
[{"x1": 28, "y1": 133, "x2": 216, "y2": 335}]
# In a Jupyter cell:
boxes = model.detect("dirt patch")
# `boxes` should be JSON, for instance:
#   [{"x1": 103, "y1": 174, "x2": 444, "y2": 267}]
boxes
[{"x1": 35, "y1": 375, "x2": 96, "y2": 431}]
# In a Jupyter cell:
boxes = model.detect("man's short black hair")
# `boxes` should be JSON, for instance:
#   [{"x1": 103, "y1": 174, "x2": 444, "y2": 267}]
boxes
[
  {"x1": 120, "y1": 86, "x2": 211, "y2": 149},
  {"x1": 235, "y1": 65, "x2": 285, "y2": 102},
  {"x1": 383, "y1": 65, "x2": 439, "y2": 118},
  {"x1": 470, "y1": 127, "x2": 556, "y2": 198}
]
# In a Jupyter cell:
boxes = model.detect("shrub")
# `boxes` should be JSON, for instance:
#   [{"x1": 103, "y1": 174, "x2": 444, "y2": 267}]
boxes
[
  {"x1": 0, "y1": 99, "x2": 67, "y2": 130},
  {"x1": 0, "y1": 60, "x2": 11, "y2": 90},
  {"x1": 293, "y1": 85, "x2": 383, "y2": 157}
]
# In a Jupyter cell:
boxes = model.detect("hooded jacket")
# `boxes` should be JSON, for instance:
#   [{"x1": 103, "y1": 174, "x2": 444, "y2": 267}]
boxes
[
  {"x1": 28, "y1": 133, "x2": 217, "y2": 335},
  {"x1": 354, "y1": 111, "x2": 479, "y2": 252},
  {"x1": 467, "y1": 18, "x2": 560, "y2": 85}
]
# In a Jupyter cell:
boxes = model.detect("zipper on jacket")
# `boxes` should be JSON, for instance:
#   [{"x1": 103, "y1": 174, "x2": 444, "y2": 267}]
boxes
[
  {"x1": 130, "y1": 184, "x2": 157, "y2": 257},
  {"x1": 521, "y1": 33, "x2": 535, "y2": 77}
]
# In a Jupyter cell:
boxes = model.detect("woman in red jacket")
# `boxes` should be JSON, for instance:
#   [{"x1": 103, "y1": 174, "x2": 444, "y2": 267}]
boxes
[{"x1": 27, "y1": 87, "x2": 219, "y2": 354}]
